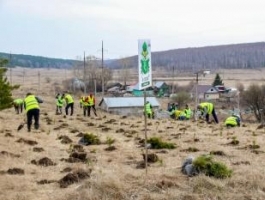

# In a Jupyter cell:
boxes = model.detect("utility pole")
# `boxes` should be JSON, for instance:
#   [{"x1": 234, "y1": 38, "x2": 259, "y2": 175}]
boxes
[
  {"x1": 83, "y1": 51, "x2": 87, "y2": 94},
  {"x1": 172, "y1": 66, "x2": 175, "y2": 94},
  {"x1": 101, "y1": 40, "x2": 104, "y2": 98}
]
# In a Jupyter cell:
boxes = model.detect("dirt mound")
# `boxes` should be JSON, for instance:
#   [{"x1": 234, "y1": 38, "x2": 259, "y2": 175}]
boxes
[
  {"x1": 16, "y1": 138, "x2": 38, "y2": 146},
  {"x1": 62, "y1": 152, "x2": 88, "y2": 163},
  {"x1": 58, "y1": 135, "x2": 73, "y2": 144},
  {"x1": 142, "y1": 153, "x2": 159, "y2": 163},
  {"x1": 104, "y1": 146, "x2": 117, "y2": 151},
  {"x1": 104, "y1": 119, "x2": 116, "y2": 124},
  {"x1": 31, "y1": 157, "x2": 56, "y2": 166},
  {"x1": 5, "y1": 132, "x2": 14, "y2": 137},
  {"x1": 53, "y1": 123, "x2": 69, "y2": 130},
  {"x1": 71, "y1": 144, "x2": 84, "y2": 152},
  {"x1": 60, "y1": 167, "x2": 72, "y2": 173},
  {"x1": 70, "y1": 152, "x2": 87, "y2": 161},
  {"x1": 33, "y1": 147, "x2": 45, "y2": 152},
  {"x1": 7, "y1": 168, "x2": 24, "y2": 175},
  {"x1": 37, "y1": 179, "x2": 56, "y2": 185},
  {"x1": 58, "y1": 169, "x2": 91, "y2": 188},
  {"x1": 1, "y1": 151, "x2": 20, "y2": 158}
]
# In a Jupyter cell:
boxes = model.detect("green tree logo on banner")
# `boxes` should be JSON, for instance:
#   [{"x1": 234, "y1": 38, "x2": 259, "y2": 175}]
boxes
[{"x1": 141, "y1": 42, "x2": 150, "y2": 74}]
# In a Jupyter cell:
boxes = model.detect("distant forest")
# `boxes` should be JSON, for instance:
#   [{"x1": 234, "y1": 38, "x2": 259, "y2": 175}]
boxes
[{"x1": 1, "y1": 42, "x2": 265, "y2": 71}]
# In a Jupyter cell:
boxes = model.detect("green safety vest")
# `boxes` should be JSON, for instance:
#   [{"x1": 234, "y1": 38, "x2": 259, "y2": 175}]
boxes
[
  {"x1": 14, "y1": 98, "x2": 23, "y2": 105},
  {"x1": 145, "y1": 103, "x2": 152, "y2": 114},
  {"x1": 225, "y1": 116, "x2": 238, "y2": 126},
  {"x1": 24, "y1": 95, "x2": 39, "y2": 112},
  {"x1": 185, "y1": 108, "x2": 192, "y2": 119},
  {"x1": 200, "y1": 102, "x2": 213, "y2": 114},
  {"x1": 82, "y1": 97, "x2": 89, "y2": 106},
  {"x1": 57, "y1": 96, "x2": 64, "y2": 107},
  {"x1": 65, "y1": 94, "x2": 74, "y2": 104},
  {"x1": 88, "y1": 96, "x2": 94, "y2": 106}
]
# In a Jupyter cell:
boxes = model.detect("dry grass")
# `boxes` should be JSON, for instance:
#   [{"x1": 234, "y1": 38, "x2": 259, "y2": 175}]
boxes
[{"x1": 1, "y1": 68, "x2": 265, "y2": 200}]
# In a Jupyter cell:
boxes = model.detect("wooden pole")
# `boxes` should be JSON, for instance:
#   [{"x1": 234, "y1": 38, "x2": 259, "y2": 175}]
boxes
[
  {"x1": 102, "y1": 40, "x2": 104, "y2": 98},
  {"x1": 144, "y1": 89, "x2": 148, "y2": 175}
]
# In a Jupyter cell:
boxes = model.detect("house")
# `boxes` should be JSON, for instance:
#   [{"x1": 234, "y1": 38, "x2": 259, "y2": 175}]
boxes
[
  {"x1": 153, "y1": 81, "x2": 170, "y2": 97},
  {"x1": 190, "y1": 85, "x2": 219, "y2": 101},
  {"x1": 126, "y1": 83, "x2": 154, "y2": 97},
  {"x1": 98, "y1": 97, "x2": 160, "y2": 116}
]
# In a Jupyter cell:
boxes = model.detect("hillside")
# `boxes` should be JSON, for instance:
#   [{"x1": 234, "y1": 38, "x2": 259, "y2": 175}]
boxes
[
  {"x1": 0, "y1": 52, "x2": 78, "y2": 69},
  {"x1": 1, "y1": 42, "x2": 265, "y2": 71}
]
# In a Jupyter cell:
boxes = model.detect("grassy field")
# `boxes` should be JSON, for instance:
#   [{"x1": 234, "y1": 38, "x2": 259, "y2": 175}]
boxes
[{"x1": 1, "y1": 67, "x2": 265, "y2": 200}]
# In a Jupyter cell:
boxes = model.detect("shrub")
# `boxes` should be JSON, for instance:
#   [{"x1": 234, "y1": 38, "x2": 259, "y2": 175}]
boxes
[
  {"x1": 193, "y1": 155, "x2": 232, "y2": 179},
  {"x1": 147, "y1": 137, "x2": 176, "y2": 149},
  {"x1": 83, "y1": 133, "x2": 101, "y2": 145}
]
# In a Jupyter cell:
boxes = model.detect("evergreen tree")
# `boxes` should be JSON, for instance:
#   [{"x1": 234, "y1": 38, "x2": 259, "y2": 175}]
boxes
[
  {"x1": 0, "y1": 58, "x2": 19, "y2": 111},
  {"x1": 212, "y1": 73, "x2": 224, "y2": 86}
]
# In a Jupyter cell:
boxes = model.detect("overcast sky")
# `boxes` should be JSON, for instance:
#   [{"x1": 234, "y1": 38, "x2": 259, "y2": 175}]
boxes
[{"x1": 0, "y1": 0, "x2": 265, "y2": 60}]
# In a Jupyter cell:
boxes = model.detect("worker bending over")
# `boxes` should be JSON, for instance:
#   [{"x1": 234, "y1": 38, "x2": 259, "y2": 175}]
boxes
[{"x1": 197, "y1": 102, "x2": 219, "y2": 124}]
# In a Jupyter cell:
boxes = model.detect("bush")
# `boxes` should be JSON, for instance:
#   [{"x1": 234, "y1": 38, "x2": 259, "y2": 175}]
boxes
[
  {"x1": 193, "y1": 155, "x2": 232, "y2": 179},
  {"x1": 82, "y1": 133, "x2": 101, "y2": 145},
  {"x1": 147, "y1": 137, "x2": 176, "y2": 149}
]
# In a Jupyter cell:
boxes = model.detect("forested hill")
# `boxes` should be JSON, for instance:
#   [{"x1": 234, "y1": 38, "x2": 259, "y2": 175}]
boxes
[
  {"x1": 107, "y1": 42, "x2": 265, "y2": 71},
  {"x1": 1, "y1": 42, "x2": 265, "y2": 70},
  {"x1": 0, "y1": 52, "x2": 78, "y2": 69}
]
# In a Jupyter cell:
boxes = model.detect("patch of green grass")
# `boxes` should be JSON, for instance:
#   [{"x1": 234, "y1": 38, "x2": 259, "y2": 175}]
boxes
[
  {"x1": 106, "y1": 136, "x2": 115, "y2": 146},
  {"x1": 193, "y1": 155, "x2": 232, "y2": 179},
  {"x1": 147, "y1": 137, "x2": 176, "y2": 149},
  {"x1": 83, "y1": 133, "x2": 101, "y2": 145}
]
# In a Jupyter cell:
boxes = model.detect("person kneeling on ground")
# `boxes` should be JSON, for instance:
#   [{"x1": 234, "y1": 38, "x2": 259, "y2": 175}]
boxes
[{"x1": 225, "y1": 114, "x2": 241, "y2": 128}]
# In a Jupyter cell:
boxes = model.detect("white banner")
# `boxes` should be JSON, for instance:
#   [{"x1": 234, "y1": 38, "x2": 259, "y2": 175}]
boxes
[{"x1": 138, "y1": 39, "x2": 152, "y2": 90}]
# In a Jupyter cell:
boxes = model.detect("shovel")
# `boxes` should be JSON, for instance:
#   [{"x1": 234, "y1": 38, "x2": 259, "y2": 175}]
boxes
[
  {"x1": 17, "y1": 114, "x2": 26, "y2": 132},
  {"x1": 17, "y1": 123, "x2": 25, "y2": 131}
]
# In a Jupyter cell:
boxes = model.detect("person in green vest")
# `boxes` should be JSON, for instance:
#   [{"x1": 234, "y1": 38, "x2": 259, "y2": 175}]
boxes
[
  {"x1": 62, "y1": 92, "x2": 74, "y2": 116},
  {"x1": 79, "y1": 96, "x2": 85, "y2": 108},
  {"x1": 55, "y1": 93, "x2": 64, "y2": 115},
  {"x1": 82, "y1": 95, "x2": 89, "y2": 116},
  {"x1": 184, "y1": 104, "x2": 192, "y2": 120},
  {"x1": 87, "y1": 93, "x2": 97, "y2": 117},
  {"x1": 168, "y1": 103, "x2": 177, "y2": 119},
  {"x1": 24, "y1": 93, "x2": 43, "y2": 132},
  {"x1": 173, "y1": 109, "x2": 186, "y2": 120},
  {"x1": 225, "y1": 114, "x2": 241, "y2": 127},
  {"x1": 13, "y1": 98, "x2": 24, "y2": 114},
  {"x1": 144, "y1": 101, "x2": 154, "y2": 119},
  {"x1": 197, "y1": 102, "x2": 219, "y2": 124}
]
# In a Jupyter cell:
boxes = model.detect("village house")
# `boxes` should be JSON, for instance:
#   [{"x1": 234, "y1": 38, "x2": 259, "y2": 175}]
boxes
[
  {"x1": 190, "y1": 84, "x2": 219, "y2": 101},
  {"x1": 98, "y1": 97, "x2": 160, "y2": 116}
]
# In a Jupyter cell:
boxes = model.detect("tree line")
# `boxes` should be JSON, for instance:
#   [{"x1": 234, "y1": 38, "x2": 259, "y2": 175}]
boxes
[{"x1": 2, "y1": 42, "x2": 265, "y2": 71}]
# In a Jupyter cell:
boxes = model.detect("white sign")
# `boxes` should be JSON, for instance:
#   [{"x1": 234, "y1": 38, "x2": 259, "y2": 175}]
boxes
[{"x1": 138, "y1": 39, "x2": 152, "y2": 90}]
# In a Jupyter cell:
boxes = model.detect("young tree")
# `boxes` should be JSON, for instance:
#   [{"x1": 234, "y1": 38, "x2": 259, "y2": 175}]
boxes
[
  {"x1": 212, "y1": 73, "x2": 224, "y2": 86},
  {"x1": 241, "y1": 83, "x2": 265, "y2": 122},
  {"x1": 170, "y1": 91, "x2": 191, "y2": 108},
  {"x1": 0, "y1": 58, "x2": 19, "y2": 110}
]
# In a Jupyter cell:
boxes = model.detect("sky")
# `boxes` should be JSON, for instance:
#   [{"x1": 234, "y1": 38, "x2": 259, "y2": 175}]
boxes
[{"x1": 0, "y1": 0, "x2": 265, "y2": 60}]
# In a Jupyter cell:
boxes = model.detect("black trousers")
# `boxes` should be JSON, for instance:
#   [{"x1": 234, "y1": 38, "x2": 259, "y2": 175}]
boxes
[
  {"x1": 83, "y1": 106, "x2": 89, "y2": 116},
  {"x1": 56, "y1": 105, "x2": 62, "y2": 114},
  {"x1": 14, "y1": 104, "x2": 23, "y2": 114},
  {"x1": 88, "y1": 105, "x2": 97, "y2": 116},
  {"x1": 206, "y1": 107, "x2": 219, "y2": 123},
  {"x1": 27, "y1": 109, "x2": 40, "y2": 131},
  {"x1": 65, "y1": 103, "x2": 74, "y2": 116}
]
